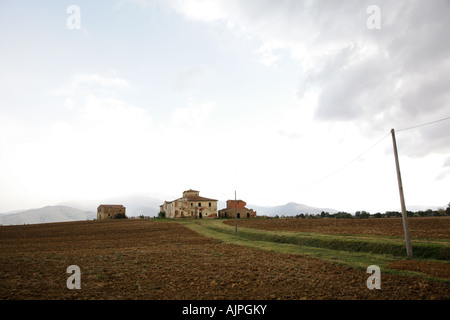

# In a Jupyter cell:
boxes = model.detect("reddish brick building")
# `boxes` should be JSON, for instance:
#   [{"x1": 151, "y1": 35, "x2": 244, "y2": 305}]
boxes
[
  {"x1": 218, "y1": 200, "x2": 257, "y2": 218},
  {"x1": 226, "y1": 200, "x2": 247, "y2": 210}
]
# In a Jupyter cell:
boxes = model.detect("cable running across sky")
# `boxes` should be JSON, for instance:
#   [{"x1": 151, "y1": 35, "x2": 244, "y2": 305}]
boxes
[
  {"x1": 300, "y1": 115, "x2": 450, "y2": 192},
  {"x1": 300, "y1": 132, "x2": 391, "y2": 191},
  {"x1": 397, "y1": 116, "x2": 450, "y2": 132}
]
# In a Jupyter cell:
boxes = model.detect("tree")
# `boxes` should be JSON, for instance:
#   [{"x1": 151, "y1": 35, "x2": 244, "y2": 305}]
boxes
[
  {"x1": 335, "y1": 212, "x2": 352, "y2": 219},
  {"x1": 355, "y1": 211, "x2": 370, "y2": 218},
  {"x1": 321, "y1": 211, "x2": 330, "y2": 218},
  {"x1": 114, "y1": 213, "x2": 127, "y2": 219},
  {"x1": 360, "y1": 211, "x2": 370, "y2": 219}
]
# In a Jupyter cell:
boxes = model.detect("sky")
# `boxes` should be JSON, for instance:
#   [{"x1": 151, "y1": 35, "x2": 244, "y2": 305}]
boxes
[{"x1": 0, "y1": 0, "x2": 449, "y2": 214}]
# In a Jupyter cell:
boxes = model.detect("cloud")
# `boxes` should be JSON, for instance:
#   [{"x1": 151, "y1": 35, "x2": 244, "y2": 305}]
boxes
[
  {"x1": 114, "y1": 0, "x2": 152, "y2": 10},
  {"x1": 167, "y1": 0, "x2": 232, "y2": 22},
  {"x1": 49, "y1": 73, "x2": 131, "y2": 97},
  {"x1": 169, "y1": 100, "x2": 213, "y2": 127},
  {"x1": 173, "y1": 65, "x2": 208, "y2": 92},
  {"x1": 436, "y1": 156, "x2": 450, "y2": 180},
  {"x1": 164, "y1": 0, "x2": 450, "y2": 156},
  {"x1": 0, "y1": 73, "x2": 155, "y2": 202},
  {"x1": 0, "y1": 71, "x2": 226, "y2": 208}
]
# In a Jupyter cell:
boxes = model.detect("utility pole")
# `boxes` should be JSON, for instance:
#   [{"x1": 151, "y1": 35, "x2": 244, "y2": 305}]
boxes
[
  {"x1": 391, "y1": 128, "x2": 413, "y2": 258},
  {"x1": 235, "y1": 190, "x2": 238, "y2": 237}
]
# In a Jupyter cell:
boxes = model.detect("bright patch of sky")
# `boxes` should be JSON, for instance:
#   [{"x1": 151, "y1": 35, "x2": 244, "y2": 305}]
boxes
[{"x1": 1, "y1": 0, "x2": 449, "y2": 213}]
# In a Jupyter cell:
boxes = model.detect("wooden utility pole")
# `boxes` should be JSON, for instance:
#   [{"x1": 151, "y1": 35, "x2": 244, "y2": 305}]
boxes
[
  {"x1": 391, "y1": 128, "x2": 413, "y2": 258},
  {"x1": 234, "y1": 191, "x2": 238, "y2": 237}
]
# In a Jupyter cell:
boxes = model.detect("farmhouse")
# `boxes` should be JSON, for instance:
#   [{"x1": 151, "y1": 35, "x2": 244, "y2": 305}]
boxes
[
  {"x1": 97, "y1": 205, "x2": 126, "y2": 220},
  {"x1": 160, "y1": 189, "x2": 218, "y2": 219},
  {"x1": 218, "y1": 200, "x2": 257, "y2": 218}
]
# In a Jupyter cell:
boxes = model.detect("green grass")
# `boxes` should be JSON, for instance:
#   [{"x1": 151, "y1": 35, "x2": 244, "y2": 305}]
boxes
[
  {"x1": 179, "y1": 219, "x2": 450, "y2": 283},
  {"x1": 187, "y1": 219, "x2": 450, "y2": 260}
]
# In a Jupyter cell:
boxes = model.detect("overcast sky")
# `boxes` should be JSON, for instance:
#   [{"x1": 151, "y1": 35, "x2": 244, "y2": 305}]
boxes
[{"x1": 1, "y1": 0, "x2": 449, "y2": 213}]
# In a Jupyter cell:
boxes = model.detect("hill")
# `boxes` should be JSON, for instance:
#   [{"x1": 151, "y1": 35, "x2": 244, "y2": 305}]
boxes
[
  {"x1": 0, "y1": 206, "x2": 96, "y2": 226},
  {"x1": 59, "y1": 194, "x2": 163, "y2": 218},
  {"x1": 249, "y1": 202, "x2": 339, "y2": 217}
]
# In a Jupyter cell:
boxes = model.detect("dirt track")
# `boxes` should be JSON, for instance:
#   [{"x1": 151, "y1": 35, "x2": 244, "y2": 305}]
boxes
[{"x1": 0, "y1": 219, "x2": 448, "y2": 300}]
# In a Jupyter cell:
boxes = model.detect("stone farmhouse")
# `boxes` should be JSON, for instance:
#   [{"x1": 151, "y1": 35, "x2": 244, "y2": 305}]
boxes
[
  {"x1": 218, "y1": 199, "x2": 257, "y2": 219},
  {"x1": 97, "y1": 204, "x2": 126, "y2": 220},
  {"x1": 160, "y1": 189, "x2": 218, "y2": 219}
]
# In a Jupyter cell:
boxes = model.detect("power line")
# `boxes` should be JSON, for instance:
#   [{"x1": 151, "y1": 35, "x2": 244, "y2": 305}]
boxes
[
  {"x1": 299, "y1": 115, "x2": 450, "y2": 192},
  {"x1": 397, "y1": 116, "x2": 450, "y2": 132},
  {"x1": 301, "y1": 131, "x2": 391, "y2": 191}
]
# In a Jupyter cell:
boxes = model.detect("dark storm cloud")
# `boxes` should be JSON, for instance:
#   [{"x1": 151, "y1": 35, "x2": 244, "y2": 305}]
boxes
[
  {"x1": 297, "y1": 0, "x2": 450, "y2": 155},
  {"x1": 169, "y1": 0, "x2": 450, "y2": 156}
]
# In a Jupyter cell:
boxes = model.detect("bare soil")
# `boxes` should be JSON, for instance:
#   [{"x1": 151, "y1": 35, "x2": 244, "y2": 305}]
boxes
[
  {"x1": 224, "y1": 217, "x2": 450, "y2": 240},
  {"x1": 387, "y1": 260, "x2": 450, "y2": 279},
  {"x1": 0, "y1": 219, "x2": 448, "y2": 300}
]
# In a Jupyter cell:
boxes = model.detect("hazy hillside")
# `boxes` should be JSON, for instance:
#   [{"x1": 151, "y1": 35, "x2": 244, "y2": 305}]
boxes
[
  {"x1": 0, "y1": 206, "x2": 96, "y2": 226},
  {"x1": 1, "y1": 197, "x2": 442, "y2": 226},
  {"x1": 249, "y1": 202, "x2": 339, "y2": 217},
  {"x1": 59, "y1": 194, "x2": 163, "y2": 218}
]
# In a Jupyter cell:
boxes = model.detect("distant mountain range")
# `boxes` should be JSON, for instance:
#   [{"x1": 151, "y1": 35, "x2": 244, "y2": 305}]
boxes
[
  {"x1": 0, "y1": 201, "x2": 338, "y2": 226},
  {"x1": 0, "y1": 206, "x2": 96, "y2": 226},
  {"x1": 0, "y1": 198, "x2": 444, "y2": 226},
  {"x1": 249, "y1": 202, "x2": 339, "y2": 217}
]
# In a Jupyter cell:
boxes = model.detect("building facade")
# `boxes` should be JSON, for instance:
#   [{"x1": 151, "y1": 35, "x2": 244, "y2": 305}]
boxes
[
  {"x1": 97, "y1": 205, "x2": 126, "y2": 220},
  {"x1": 160, "y1": 189, "x2": 218, "y2": 219},
  {"x1": 218, "y1": 200, "x2": 257, "y2": 218}
]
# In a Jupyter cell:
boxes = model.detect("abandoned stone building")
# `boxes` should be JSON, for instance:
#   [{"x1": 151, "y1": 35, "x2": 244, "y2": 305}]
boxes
[
  {"x1": 160, "y1": 189, "x2": 218, "y2": 219},
  {"x1": 218, "y1": 199, "x2": 257, "y2": 218},
  {"x1": 97, "y1": 205, "x2": 126, "y2": 220}
]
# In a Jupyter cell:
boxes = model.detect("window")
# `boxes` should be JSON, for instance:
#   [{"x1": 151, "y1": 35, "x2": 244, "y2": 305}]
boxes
[
  {"x1": 198, "y1": 203, "x2": 201, "y2": 207},
  {"x1": 209, "y1": 203, "x2": 211, "y2": 207},
  {"x1": 191, "y1": 203, "x2": 193, "y2": 207}
]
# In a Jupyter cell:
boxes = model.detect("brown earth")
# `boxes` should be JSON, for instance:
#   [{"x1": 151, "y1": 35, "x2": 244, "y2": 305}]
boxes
[
  {"x1": 224, "y1": 217, "x2": 450, "y2": 240},
  {"x1": 387, "y1": 260, "x2": 450, "y2": 279},
  {"x1": 0, "y1": 219, "x2": 449, "y2": 300}
]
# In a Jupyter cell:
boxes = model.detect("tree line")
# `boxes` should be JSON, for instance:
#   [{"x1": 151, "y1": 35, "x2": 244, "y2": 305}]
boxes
[{"x1": 272, "y1": 204, "x2": 450, "y2": 219}]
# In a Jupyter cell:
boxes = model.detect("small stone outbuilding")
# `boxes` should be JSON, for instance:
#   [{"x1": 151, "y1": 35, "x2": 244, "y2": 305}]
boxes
[{"x1": 97, "y1": 204, "x2": 126, "y2": 220}]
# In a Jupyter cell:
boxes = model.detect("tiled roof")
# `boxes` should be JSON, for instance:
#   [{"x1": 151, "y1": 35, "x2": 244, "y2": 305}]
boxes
[
  {"x1": 98, "y1": 204, "x2": 125, "y2": 208},
  {"x1": 176, "y1": 195, "x2": 218, "y2": 202}
]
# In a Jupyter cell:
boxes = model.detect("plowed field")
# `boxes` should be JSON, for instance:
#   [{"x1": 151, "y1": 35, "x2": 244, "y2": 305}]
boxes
[
  {"x1": 224, "y1": 217, "x2": 450, "y2": 240},
  {"x1": 0, "y1": 219, "x2": 449, "y2": 300}
]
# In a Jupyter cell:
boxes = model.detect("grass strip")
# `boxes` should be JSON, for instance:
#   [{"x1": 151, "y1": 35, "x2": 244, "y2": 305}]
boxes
[
  {"x1": 187, "y1": 220, "x2": 449, "y2": 260},
  {"x1": 181, "y1": 220, "x2": 450, "y2": 283}
]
